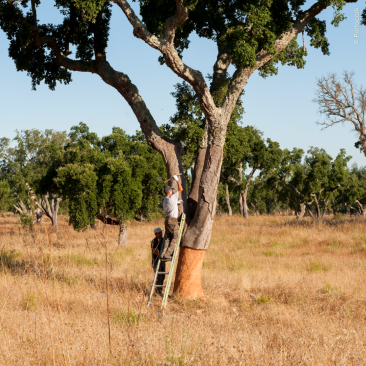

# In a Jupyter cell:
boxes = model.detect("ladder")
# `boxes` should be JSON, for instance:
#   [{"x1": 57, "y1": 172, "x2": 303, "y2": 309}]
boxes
[{"x1": 147, "y1": 213, "x2": 186, "y2": 308}]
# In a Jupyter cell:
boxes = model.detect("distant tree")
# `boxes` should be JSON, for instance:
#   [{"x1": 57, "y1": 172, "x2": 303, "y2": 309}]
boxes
[
  {"x1": 278, "y1": 147, "x2": 351, "y2": 220},
  {"x1": 226, "y1": 136, "x2": 282, "y2": 218},
  {"x1": 314, "y1": 72, "x2": 366, "y2": 155},
  {"x1": 0, "y1": 129, "x2": 68, "y2": 201}
]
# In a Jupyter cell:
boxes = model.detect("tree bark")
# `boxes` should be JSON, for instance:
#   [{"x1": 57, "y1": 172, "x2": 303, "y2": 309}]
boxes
[
  {"x1": 174, "y1": 144, "x2": 223, "y2": 298},
  {"x1": 225, "y1": 183, "x2": 232, "y2": 216},
  {"x1": 118, "y1": 222, "x2": 127, "y2": 247}
]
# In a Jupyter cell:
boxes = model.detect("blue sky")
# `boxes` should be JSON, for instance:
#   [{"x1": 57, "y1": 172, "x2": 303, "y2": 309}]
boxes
[{"x1": 0, "y1": 1, "x2": 364, "y2": 166}]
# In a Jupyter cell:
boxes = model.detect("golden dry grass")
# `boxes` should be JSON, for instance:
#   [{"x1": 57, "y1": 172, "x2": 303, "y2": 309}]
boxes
[{"x1": 0, "y1": 214, "x2": 366, "y2": 365}]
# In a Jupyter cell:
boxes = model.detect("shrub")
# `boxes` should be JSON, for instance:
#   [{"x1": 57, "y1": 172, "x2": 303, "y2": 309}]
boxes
[{"x1": 20, "y1": 213, "x2": 33, "y2": 229}]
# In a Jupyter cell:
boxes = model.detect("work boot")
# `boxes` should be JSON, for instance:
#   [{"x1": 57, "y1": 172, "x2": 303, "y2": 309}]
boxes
[
  {"x1": 161, "y1": 246, "x2": 174, "y2": 260},
  {"x1": 161, "y1": 253, "x2": 172, "y2": 260},
  {"x1": 155, "y1": 289, "x2": 163, "y2": 297}
]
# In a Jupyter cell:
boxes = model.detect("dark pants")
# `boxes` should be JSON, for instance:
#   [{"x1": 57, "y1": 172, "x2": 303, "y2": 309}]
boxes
[
  {"x1": 163, "y1": 217, "x2": 179, "y2": 256},
  {"x1": 152, "y1": 259, "x2": 166, "y2": 293}
]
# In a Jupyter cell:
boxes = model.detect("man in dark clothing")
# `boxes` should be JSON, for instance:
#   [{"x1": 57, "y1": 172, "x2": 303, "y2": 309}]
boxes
[{"x1": 151, "y1": 227, "x2": 166, "y2": 295}]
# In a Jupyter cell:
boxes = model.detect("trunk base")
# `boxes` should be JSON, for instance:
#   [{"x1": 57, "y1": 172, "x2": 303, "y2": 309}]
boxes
[{"x1": 173, "y1": 247, "x2": 205, "y2": 300}]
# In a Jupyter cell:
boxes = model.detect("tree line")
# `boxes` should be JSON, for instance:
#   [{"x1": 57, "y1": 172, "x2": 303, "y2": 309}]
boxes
[{"x1": 1, "y1": 118, "x2": 365, "y2": 244}]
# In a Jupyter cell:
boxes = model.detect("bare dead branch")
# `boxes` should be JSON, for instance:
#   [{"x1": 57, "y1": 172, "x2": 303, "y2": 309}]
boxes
[{"x1": 314, "y1": 71, "x2": 366, "y2": 154}]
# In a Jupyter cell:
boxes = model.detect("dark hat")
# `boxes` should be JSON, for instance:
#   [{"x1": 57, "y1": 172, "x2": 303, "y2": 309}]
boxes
[{"x1": 164, "y1": 186, "x2": 172, "y2": 194}]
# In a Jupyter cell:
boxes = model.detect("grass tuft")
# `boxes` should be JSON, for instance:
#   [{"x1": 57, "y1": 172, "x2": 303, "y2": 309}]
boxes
[
  {"x1": 255, "y1": 295, "x2": 273, "y2": 305},
  {"x1": 64, "y1": 253, "x2": 95, "y2": 266},
  {"x1": 0, "y1": 248, "x2": 21, "y2": 270},
  {"x1": 21, "y1": 291, "x2": 38, "y2": 311},
  {"x1": 307, "y1": 261, "x2": 332, "y2": 273},
  {"x1": 112, "y1": 309, "x2": 145, "y2": 326}
]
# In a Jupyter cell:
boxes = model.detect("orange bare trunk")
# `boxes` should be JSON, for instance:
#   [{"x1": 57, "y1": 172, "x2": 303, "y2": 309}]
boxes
[{"x1": 173, "y1": 247, "x2": 205, "y2": 299}]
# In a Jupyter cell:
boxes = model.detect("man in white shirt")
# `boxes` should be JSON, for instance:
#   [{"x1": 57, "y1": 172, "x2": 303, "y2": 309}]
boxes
[{"x1": 161, "y1": 175, "x2": 183, "y2": 260}]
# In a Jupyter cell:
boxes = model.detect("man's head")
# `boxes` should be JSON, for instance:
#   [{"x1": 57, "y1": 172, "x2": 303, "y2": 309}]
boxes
[
  {"x1": 164, "y1": 186, "x2": 173, "y2": 197},
  {"x1": 154, "y1": 227, "x2": 163, "y2": 239}
]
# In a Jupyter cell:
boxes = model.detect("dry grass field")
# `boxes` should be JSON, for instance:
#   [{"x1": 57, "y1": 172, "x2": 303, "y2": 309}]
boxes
[{"x1": 0, "y1": 213, "x2": 365, "y2": 365}]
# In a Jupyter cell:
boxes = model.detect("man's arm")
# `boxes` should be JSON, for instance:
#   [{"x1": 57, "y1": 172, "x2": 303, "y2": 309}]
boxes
[
  {"x1": 174, "y1": 175, "x2": 183, "y2": 194},
  {"x1": 151, "y1": 239, "x2": 159, "y2": 256}
]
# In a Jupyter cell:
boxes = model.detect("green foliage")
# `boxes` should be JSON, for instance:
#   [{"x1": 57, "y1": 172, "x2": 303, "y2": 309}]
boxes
[
  {"x1": 98, "y1": 157, "x2": 143, "y2": 221},
  {"x1": 0, "y1": 0, "x2": 111, "y2": 89},
  {"x1": 52, "y1": 123, "x2": 165, "y2": 230},
  {"x1": 56, "y1": 163, "x2": 98, "y2": 230},
  {"x1": 139, "y1": 0, "x2": 345, "y2": 74},
  {"x1": 276, "y1": 147, "x2": 351, "y2": 216},
  {"x1": 0, "y1": 129, "x2": 69, "y2": 203},
  {"x1": 0, "y1": 180, "x2": 14, "y2": 212},
  {"x1": 20, "y1": 213, "x2": 34, "y2": 229}
]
